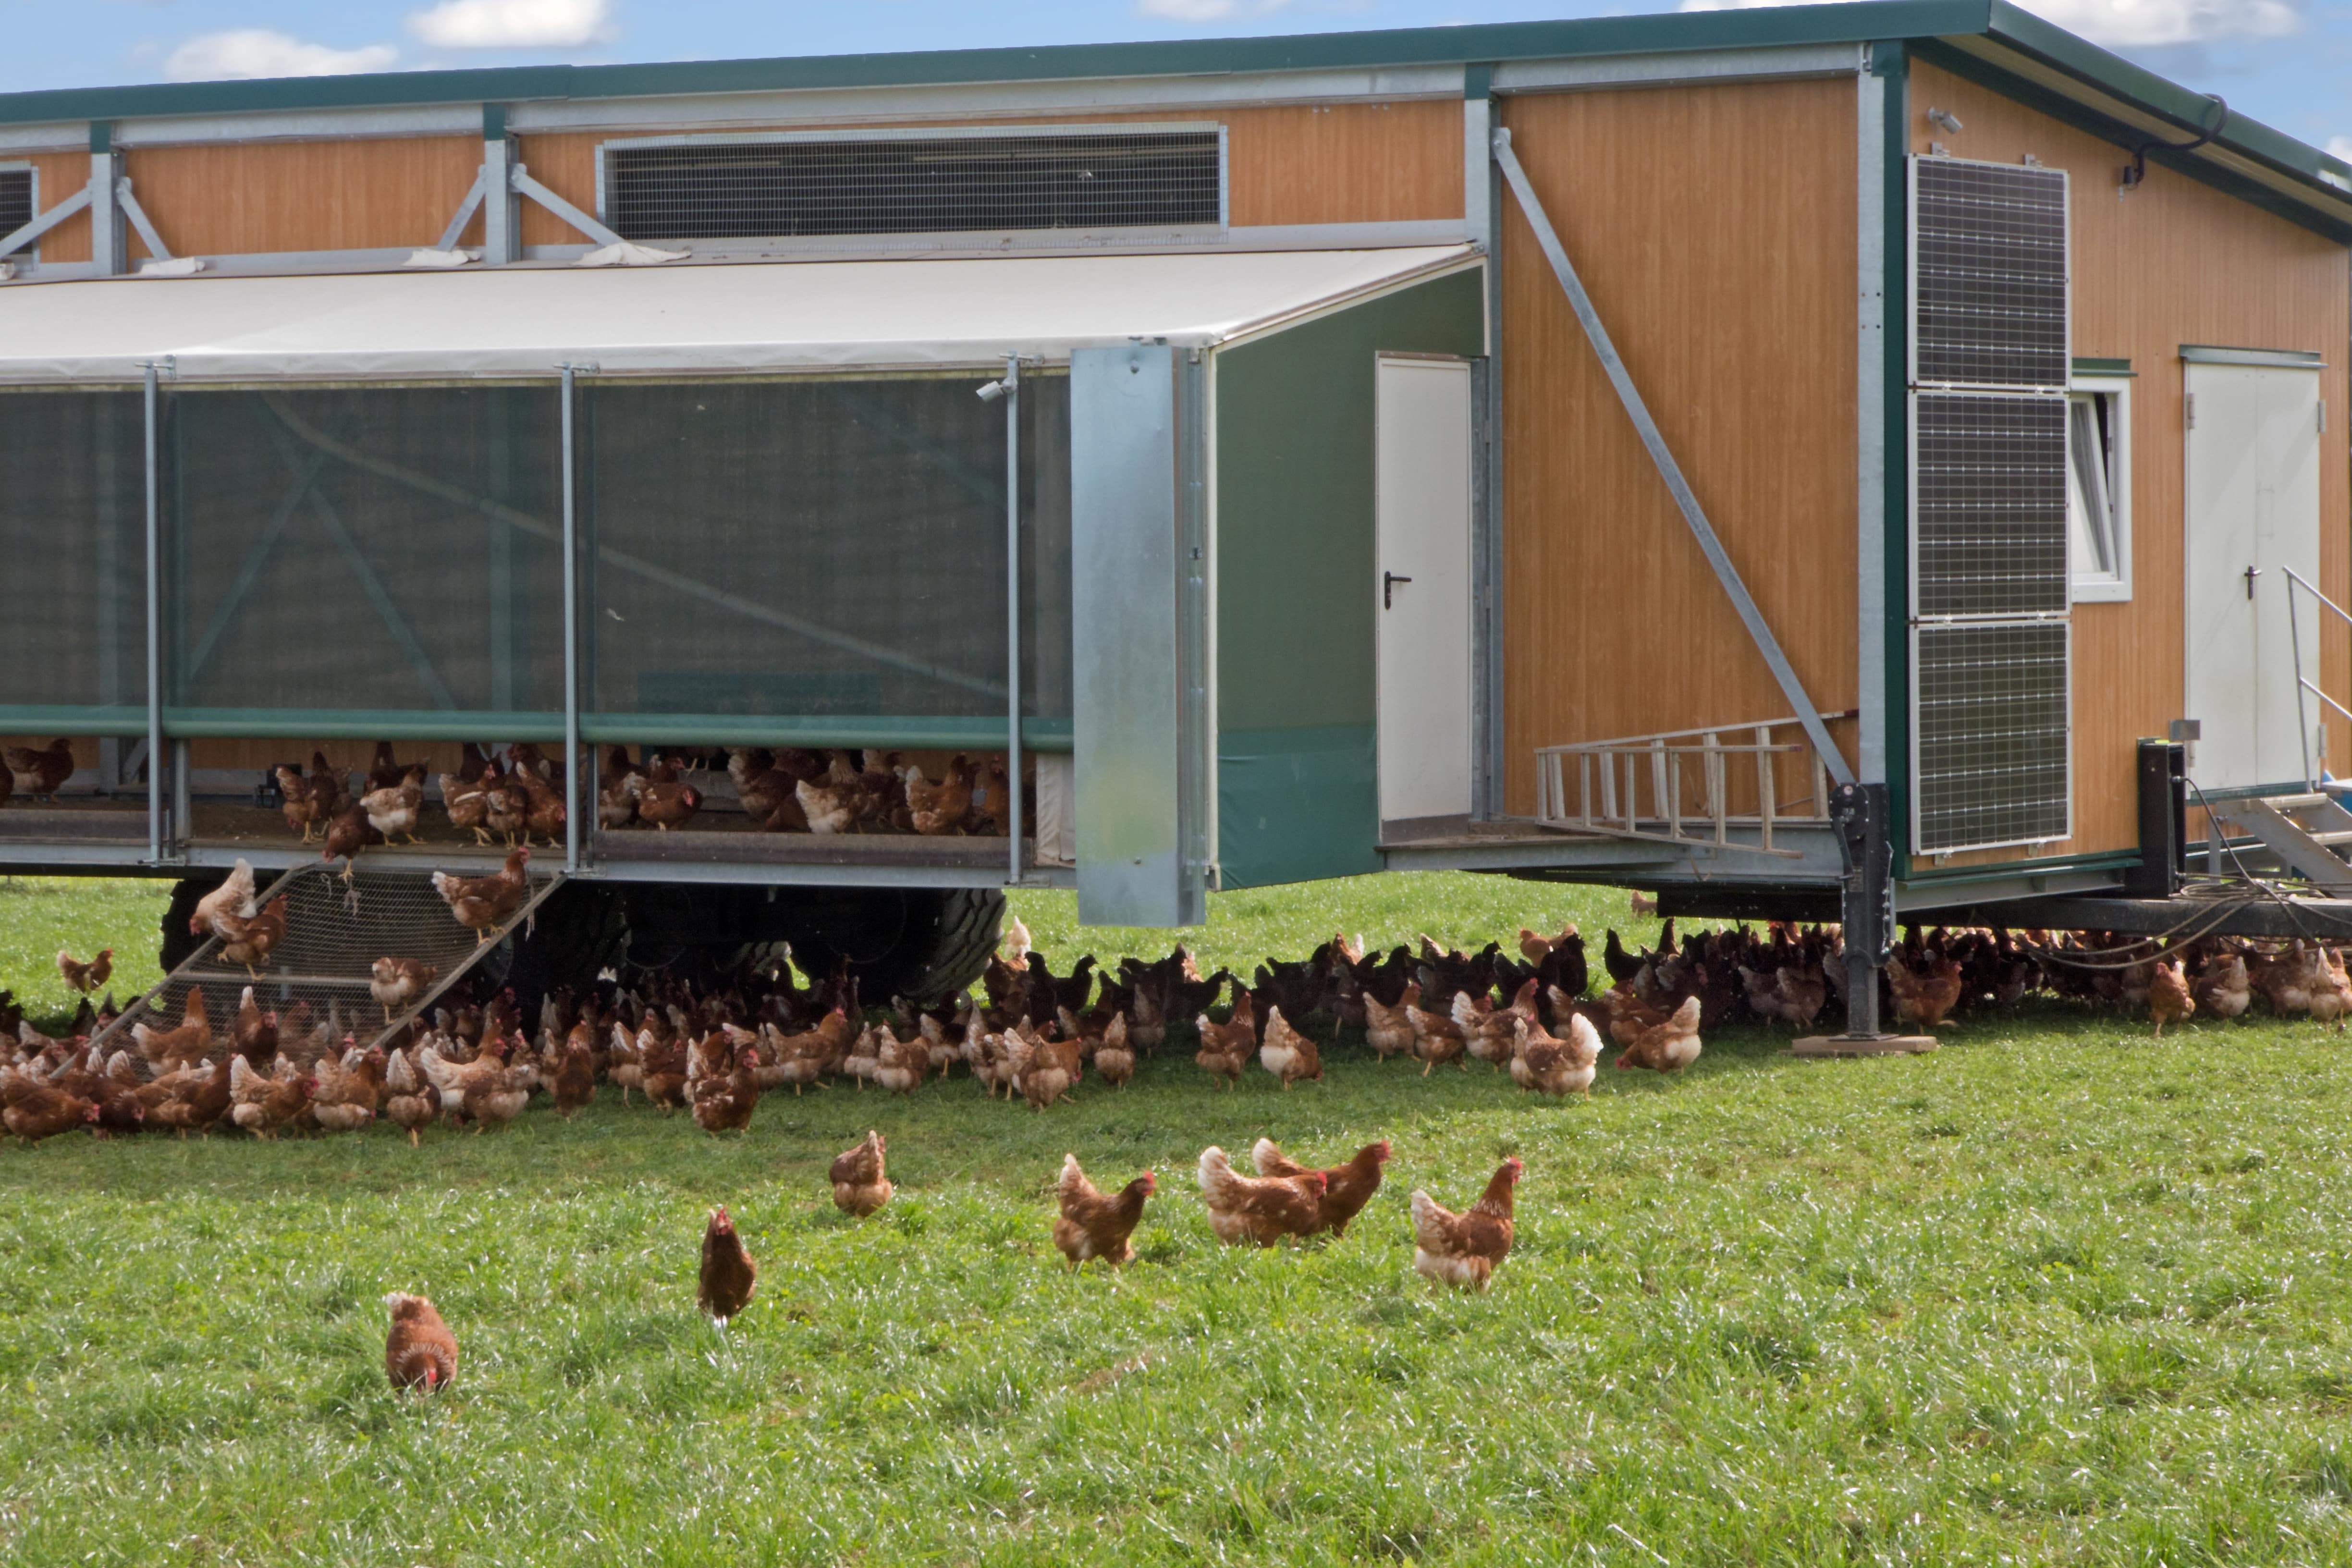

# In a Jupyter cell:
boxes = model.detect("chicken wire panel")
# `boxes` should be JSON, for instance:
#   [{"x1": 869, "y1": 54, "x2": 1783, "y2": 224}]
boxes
[
  {"x1": 164, "y1": 386, "x2": 566, "y2": 719},
  {"x1": 605, "y1": 130, "x2": 1223, "y2": 242},
  {"x1": 584, "y1": 376, "x2": 1072, "y2": 725},
  {"x1": 1913, "y1": 619, "x2": 2070, "y2": 854},
  {"x1": 0, "y1": 169, "x2": 29, "y2": 242},
  {"x1": 1912, "y1": 392, "x2": 2068, "y2": 618},
  {"x1": 0, "y1": 389, "x2": 147, "y2": 714},
  {"x1": 105, "y1": 866, "x2": 527, "y2": 1061},
  {"x1": 1911, "y1": 157, "x2": 2068, "y2": 390}
]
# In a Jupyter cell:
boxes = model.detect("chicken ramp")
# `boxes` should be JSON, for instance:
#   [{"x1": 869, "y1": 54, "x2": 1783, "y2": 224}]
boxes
[{"x1": 93, "y1": 864, "x2": 566, "y2": 1061}]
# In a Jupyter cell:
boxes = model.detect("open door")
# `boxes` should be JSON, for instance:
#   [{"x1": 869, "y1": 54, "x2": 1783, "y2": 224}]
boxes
[
  {"x1": 2183, "y1": 354, "x2": 2322, "y2": 789},
  {"x1": 1374, "y1": 355, "x2": 1473, "y2": 829}
]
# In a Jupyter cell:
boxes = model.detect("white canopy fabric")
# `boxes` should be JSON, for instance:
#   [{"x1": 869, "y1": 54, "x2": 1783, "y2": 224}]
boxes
[{"x1": 0, "y1": 246, "x2": 1477, "y2": 383}]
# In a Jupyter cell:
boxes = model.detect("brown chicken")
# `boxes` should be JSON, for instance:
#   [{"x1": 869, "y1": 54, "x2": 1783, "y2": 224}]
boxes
[
  {"x1": 831, "y1": 1129, "x2": 894, "y2": 1217},
  {"x1": 440, "y1": 769, "x2": 493, "y2": 845},
  {"x1": 383, "y1": 1049, "x2": 440, "y2": 1146},
  {"x1": 218, "y1": 895, "x2": 288, "y2": 978},
  {"x1": 1251, "y1": 1138, "x2": 1390, "y2": 1237},
  {"x1": 1196, "y1": 1145, "x2": 1327, "y2": 1247},
  {"x1": 698, "y1": 1206, "x2": 758, "y2": 1327},
  {"x1": 551, "y1": 1036, "x2": 596, "y2": 1118},
  {"x1": 2192, "y1": 952, "x2": 2253, "y2": 1019},
  {"x1": 1362, "y1": 982, "x2": 1418, "y2": 1061},
  {"x1": 56, "y1": 947, "x2": 111, "y2": 995},
  {"x1": 383, "y1": 1292, "x2": 458, "y2": 1392},
  {"x1": 133, "y1": 986, "x2": 214, "y2": 1070},
  {"x1": 1092, "y1": 1013, "x2": 1136, "y2": 1089},
  {"x1": 1406, "y1": 988, "x2": 1467, "y2": 1076},
  {"x1": 321, "y1": 806, "x2": 382, "y2": 879},
  {"x1": 1257, "y1": 1004, "x2": 1323, "y2": 1089},
  {"x1": 904, "y1": 757, "x2": 976, "y2": 836},
  {"x1": 1615, "y1": 994, "x2": 1703, "y2": 1073},
  {"x1": 433, "y1": 846, "x2": 532, "y2": 943},
  {"x1": 309, "y1": 1045, "x2": 380, "y2": 1133},
  {"x1": 691, "y1": 1045, "x2": 760, "y2": 1134},
  {"x1": 370, "y1": 956, "x2": 438, "y2": 1023},
  {"x1": 359, "y1": 767, "x2": 426, "y2": 845},
  {"x1": 1053, "y1": 1154, "x2": 1155, "y2": 1268},
  {"x1": 1411, "y1": 1157, "x2": 1521, "y2": 1291},
  {"x1": 3, "y1": 1081, "x2": 98, "y2": 1142},
  {"x1": 484, "y1": 766, "x2": 531, "y2": 845},
  {"x1": 5, "y1": 738, "x2": 74, "y2": 801},
  {"x1": 2149, "y1": 959, "x2": 2194, "y2": 1038},
  {"x1": 228, "y1": 1054, "x2": 312, "y2": 1139},
  {"x1": 1193, "y1": 988, "x2": 1256, "y2": 1089},
  {"x1": 1888, "y1": 952, "x2": 1965, "y2": 1029},
  {"x1": 190, "y1": 859, "x2": 259, "y2": 943},
  {"x1": 1512, "y1": 1013, "x2": 1601, "y2": 1097}
]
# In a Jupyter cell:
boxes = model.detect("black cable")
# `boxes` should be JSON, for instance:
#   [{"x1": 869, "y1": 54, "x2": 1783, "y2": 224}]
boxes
[{"x1": 2122, "y1": 94, "x2": 2227, "y2": 190}]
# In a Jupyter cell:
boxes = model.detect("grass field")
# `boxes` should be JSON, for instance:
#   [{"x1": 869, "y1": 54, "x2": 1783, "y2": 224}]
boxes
[{"x1": 6, "y1": 872, "x2": 2352, "y2": 1564}]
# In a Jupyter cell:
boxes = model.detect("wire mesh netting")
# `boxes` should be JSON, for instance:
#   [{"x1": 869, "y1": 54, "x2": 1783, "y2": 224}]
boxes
[
  {"x1": 0, "y1": 170, "x2": 30, "y2": 245},
  {"x1": 98, "y1": 864, "x2": 558, "y2": 1059},
  {"x1": 0, "y1": 389, "x2": 147, "y2": 715},
  {"x1": 585, "y1": 375, "x2": 1072, "y2": 726},
  {"x1": 163, "y1": 386, "x2": 566, "y2": 718},
  {"x1": 606, "y1": 131, "x2": 1223, "y2": 241}
]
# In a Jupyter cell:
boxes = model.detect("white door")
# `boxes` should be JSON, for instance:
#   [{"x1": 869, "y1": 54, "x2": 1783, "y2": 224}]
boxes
[
  {"x1": 1374, "y1": 356, "x2": 1474, "y2": 825},
  {"x1": 2183, "y1": 360, "x2": 2322, "y2": 789}
]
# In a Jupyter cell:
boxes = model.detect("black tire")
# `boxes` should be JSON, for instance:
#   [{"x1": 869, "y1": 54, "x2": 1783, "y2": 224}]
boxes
[
  {"x1": 787, "y1": 887, "x2": 1004, "y2": 1004},
  {"x1": 159, "y1": 873, "x2": 229, "y2": 973},
  {"x1": 498, "y1": 882, "x2": 629, "y2": 1018},
  {"x1": 612, "y1": 882, "x2": 1005, "y2": 1005}
]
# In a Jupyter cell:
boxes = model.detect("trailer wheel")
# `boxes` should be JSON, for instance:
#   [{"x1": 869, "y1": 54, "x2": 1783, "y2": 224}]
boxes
[
  {"x1": 788, "y1": 887, "x2": 1006, "y2": 1004},
  {"x1": 499, "y1": 882, "x2": 629, "y2": 1019},
  {"x1": 159, "y1": 873, "x2": 230, "y2": 973}
]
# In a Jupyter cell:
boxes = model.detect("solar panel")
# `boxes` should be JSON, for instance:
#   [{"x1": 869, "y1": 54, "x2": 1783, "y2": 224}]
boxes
[
  {"x1": 1912, "y1": 392, "x2": 2068, "y2": 618},
  {"x1": 1914, "y1": 620, "x2": 2071, "y2": 853},
  {"x1": 605, "y1": 130, "x2": 1225, "y2": 243},
  {"x1": 1911, "y1": 158, "x2": 2068, "y2": 390}
]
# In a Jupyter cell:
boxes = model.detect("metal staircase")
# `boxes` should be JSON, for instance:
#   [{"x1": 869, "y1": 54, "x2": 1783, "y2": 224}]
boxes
[{"x1": 2199, "y1": 786, "x2": 2352, "y2": 894}]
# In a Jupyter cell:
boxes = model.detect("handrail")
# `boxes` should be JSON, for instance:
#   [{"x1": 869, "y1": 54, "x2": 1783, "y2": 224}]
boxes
[{"x1": 2283, "y1": 567, "x2": 2352, "y2": 789}]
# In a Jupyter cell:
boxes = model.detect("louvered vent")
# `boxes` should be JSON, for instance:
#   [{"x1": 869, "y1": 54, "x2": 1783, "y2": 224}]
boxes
[
  {"x1": 1908, "y1": 156, "x2": 2071, "y2": 855},
  {"x1": 0, "y1": 169, "x2": 30, "y2": 245},
  {"x1": 1913, "y1": 392, "x2": 2068, "y2": 618},
  {"x1": 1913, "y1": 622, "x2": 2070, "y2": 851},
  {"x1": 604, "y1": 129, "x2": 1224, "y2": 243},
  {"x1": 1912, "y1": 158, "x2": 2068, "y2": 389}
]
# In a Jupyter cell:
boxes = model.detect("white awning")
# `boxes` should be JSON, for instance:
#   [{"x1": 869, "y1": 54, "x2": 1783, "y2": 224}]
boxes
[{"x1": 0, "y1": 246, "x2": 1478, "y2": 383}]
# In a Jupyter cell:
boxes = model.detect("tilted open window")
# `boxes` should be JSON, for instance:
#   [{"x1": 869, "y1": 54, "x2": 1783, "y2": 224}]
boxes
[{"x1": 2066, "y1": 373, "x2": 2131, "y2": 602}]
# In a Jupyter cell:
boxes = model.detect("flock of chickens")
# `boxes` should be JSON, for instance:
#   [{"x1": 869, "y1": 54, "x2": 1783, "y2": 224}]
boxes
[{"x1": 269, "y1": 742, "x2": 1010, "y2": 868}]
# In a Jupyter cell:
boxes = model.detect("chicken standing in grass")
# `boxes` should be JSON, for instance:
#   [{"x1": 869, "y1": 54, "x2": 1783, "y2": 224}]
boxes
[
  {"x1": 698, "y1": 1206, "x2": 757, "y2": 1329},
  {"x1": 383, "y1": 1293, "x2": 458, "y2": 1392},
  {"x1": 1614, "y1": 995, "x2": 1702, "y2": 1073},
  {"x1": 1410, "y1": 1157, "x2": 1521, "y2": 1291},
  {"x1": 56, "y1": 947, "x2": 110, "y2": 996},
  {"x1": 1250, "y1": 1138, "x2": 1389, "y2": 1237},
  {"x1": 2149, "y1": 959, "x2": 2195, "y2": 1037},
  {"x1": 1196, "y1": 1145, "x2": 1326, "y2": 1247},
  {"x1": 831, "y1": 1130, "x2": 894, "y2": 1217},
  {"x1": 1053, "y1": 1155, "x2": 1155, "y2": 1268},
  {"x1": 1257, "y1": 1004, "x2": 1322, "y2": 1089},
  {"x1": 1511, "y1": 1013, "x2": 1600, "y2": 1097}
]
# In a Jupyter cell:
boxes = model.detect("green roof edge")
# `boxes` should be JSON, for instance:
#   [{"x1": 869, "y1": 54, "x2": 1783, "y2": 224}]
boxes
[{"x1": 0, "y1": 0, "x2": 2341, "y2": 211}]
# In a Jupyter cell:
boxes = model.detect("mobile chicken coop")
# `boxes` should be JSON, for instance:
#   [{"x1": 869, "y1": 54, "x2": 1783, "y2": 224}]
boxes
[{"x1": 0, "y1": 0, "x2": 2348, "y2": 1013}]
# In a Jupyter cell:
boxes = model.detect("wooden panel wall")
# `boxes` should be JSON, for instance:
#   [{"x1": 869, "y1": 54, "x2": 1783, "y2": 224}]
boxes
[
  {"x1": 123, "y1": 136, "x2": 484, "y2": 258},
  {"x1": 514, "y1": 100, "x2": 1464, "y2": 248},
  {"x1": 1497, "y1": 76, "x2": 1862, "y2": 816},
  {"x1": 1909, "y1": 61, "x2": 2352, "y2": 866},
  {"x1": 13, "y1": 151, "x2": 93, "y2": 264}
]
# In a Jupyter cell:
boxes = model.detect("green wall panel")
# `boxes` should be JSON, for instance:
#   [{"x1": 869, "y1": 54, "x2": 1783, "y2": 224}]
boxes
[{"x1": 1213, "y1": 268, "x2": 1483, "y2": 890}]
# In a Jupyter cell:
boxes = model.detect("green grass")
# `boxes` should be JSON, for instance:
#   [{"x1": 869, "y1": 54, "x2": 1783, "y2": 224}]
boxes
[{"x1": 6, "y1": 873, "x2": 2352, "y2": 1564}]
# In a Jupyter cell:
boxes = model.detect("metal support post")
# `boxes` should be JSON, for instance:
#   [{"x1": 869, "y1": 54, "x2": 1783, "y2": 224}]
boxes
[
  {"x1": 1832, "y1": 781, "x2": 1891, "y2": 1038},
  {"x1": 1001, "y1": 355, "x2": 1024, "y2": 886},
  {"x1": 90, "y1": 124, "x2": 123, "y2": 276},
  {"x1": 140, "y1": 359, "x2": 162, "y2": 859},
  {"x1": 482, "y1": 109, "x2": 519, "y2": 266},
  {"x1": 172, "y1": 738, "x2": 190, "y2": 850},
  {"x1": 559, "y1": 363, "x2": 583, "y2": 873}
]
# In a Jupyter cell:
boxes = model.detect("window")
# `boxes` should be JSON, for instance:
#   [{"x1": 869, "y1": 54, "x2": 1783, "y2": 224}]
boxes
[
  {"x1": 0, "y1": 166, "x2": 33, "y2": 269},
  {"x1": 2066, "y1": 375, "x2": 2131, "y2": 602}
]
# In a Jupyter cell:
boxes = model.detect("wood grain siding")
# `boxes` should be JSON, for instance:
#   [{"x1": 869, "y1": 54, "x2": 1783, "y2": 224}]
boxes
[
  {"x1": 514, "y1": 101, "x2": 1463, "y2": 247},
  {"x1": 1496, "y1": 77, "x2": 1861, "y2": 818},
  {"x1": 17, "y1": 152, "x2": 92, "y2": 264},
  {"x1": 121, "y1": 137, "x2": 483, "y2": 258},
  {"x1": 1908, "y1": 61, "x2": 2352, "y2": 867}
]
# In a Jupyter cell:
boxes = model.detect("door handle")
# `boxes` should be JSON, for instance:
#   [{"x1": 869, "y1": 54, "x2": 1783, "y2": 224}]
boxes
[
  {"x1": 1384, "y1": 571, "x2": 1413, "y2": 610},
  {"x1": 2245, "y1": 564, "x2": 2262, "y2": 600}
]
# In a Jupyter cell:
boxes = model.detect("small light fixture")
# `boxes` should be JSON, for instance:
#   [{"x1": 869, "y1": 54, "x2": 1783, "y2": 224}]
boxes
[
  {"x1": 976, "y1": 379, "x2": 1009, "y2": 403},
  {"x1": 1925, "y1": 107, "x2": 1963, "y2": 135}
]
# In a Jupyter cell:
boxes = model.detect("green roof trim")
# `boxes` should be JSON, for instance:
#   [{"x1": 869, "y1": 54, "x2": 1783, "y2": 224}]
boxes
[
  {"x1": 2071, "y1": 357, "x2": 2133, "y2": 377},
  {"x1": 0, "y1": 1, "x2": 2340, "y2": 225}
]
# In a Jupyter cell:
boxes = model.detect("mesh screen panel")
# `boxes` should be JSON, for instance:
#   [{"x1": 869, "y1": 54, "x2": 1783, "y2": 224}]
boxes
[
  {"x1": 1913, "y1": 159, "x2": 2068, "y2": 389},
  {"x1": 0, "y1": 170, "x2": 29, "y2": 244},
  {"x1": 606, "y1": 132, "x2": 1222, "y2": 241},
  {"x1": 1915, "y1": 620, "x2": 2070, "y2": 853},
  {"x1": 0, "y1": 390, "x2": 147, "y2": 713},
  {"x1": 165, "y1": 387, "x2": 565, "y2": 718},
  {"x1": 585, "y1": 376, "x2": 1071, "y2": 725},
  {"x1": 1913, "y1": 392, "x2": 2068, "y2": 617}
]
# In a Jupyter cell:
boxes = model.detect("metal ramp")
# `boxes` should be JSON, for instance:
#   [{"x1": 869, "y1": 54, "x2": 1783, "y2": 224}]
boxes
[
  {"x1": 2200, "y1": 787, "x2": 2352, "y2": 896},
  {"x1": 93, "y1": 864, "x2": 566, "y2": 1060}
]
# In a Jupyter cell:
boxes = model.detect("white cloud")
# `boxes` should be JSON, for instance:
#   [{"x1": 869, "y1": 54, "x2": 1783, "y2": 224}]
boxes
[
  {"x1": 1678, "y1": 0, "x2": 2299, "y2": 47},
  {"x1": 409, "y1": 0, "x2": 617, "y2": 49},
  {"x1": 1136, "y1": 0, "x2": 1291, "y2": 21},
  {"x1": 164, "y1": 29, "x2": 397, "y2": 81}
]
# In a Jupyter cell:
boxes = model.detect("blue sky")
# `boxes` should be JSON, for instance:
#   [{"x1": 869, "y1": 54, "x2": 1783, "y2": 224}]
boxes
[{"x1": 8, "y1": 0, "x2": 2350, "y2": 160}]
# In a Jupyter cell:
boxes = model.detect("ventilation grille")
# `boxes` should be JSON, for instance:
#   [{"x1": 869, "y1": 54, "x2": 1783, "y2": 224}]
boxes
[
  {"x1": 0, "y1": 169, "x2": 30, "y2": 243},
  {"x1": 1912, "y1": 158, "x2": 2068, "y2": 389},
  {"x1": 1914, "y1": 620, "x2": 2070, "y2": 853},
  {"x1": 1913, "y1": 392, "x2": 2068, "y2": 618},
  {"x1": 605, "y1": 130, "x2": 1224, "y2": 242}
]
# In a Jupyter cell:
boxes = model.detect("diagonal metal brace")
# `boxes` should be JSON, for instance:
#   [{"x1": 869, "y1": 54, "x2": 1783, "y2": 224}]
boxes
[
  {"x1": 0, "y1": 183, "x2": 93, "y2": 260},
  {"x1": 1492, "y1": 126, "x2": 1853, "y2": 789}
]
